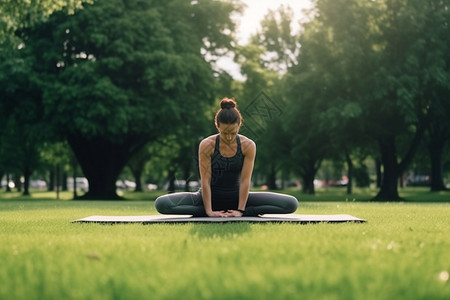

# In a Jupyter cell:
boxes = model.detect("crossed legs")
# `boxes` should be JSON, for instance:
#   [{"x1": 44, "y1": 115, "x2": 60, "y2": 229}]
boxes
[{"x1": 155, "y1": 190, "x2": 298, "y2": 216}]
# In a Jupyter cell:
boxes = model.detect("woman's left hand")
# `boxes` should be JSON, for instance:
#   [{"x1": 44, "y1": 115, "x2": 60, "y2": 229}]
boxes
[{"x1": 225, "y1": 210, "x2": 244, "y2": 217}]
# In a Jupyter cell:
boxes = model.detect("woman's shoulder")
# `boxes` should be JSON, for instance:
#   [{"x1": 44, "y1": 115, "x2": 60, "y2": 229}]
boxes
[
  {"x1": 238, "y1": 135, "x2": 256, "y2": 154},
  {"x1": 199, "y1": 134, "x2": 217, "y2": 154},
  {"x1": 200, "y1": 134, "x2": 218, "y2": 144},
  {"x1": 238, "y1": 134, "x2": 255, "y2": 145}
]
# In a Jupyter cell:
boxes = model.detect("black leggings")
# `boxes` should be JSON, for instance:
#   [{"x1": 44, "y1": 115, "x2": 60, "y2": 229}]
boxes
[{"x1": 155, "y1": 190, "x2": 298, "y2": 216}]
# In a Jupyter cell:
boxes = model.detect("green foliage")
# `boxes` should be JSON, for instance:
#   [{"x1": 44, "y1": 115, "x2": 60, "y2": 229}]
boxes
[
  {"x1": 256, "y1": 5, "x2": 299, "y2": 71},
  {"x1": 233, "y1": 7, "x2": 297, "y2": 188},
  {"x1": 0, "y1": 0, "x2": 90, "y2": 38},
  {"x1": 285, "y1": 0, "x2": 450, "y2": 198},
  {"x1": 1, "y1": 0, "x2": 448, "y2": 200},
  {"x1": 0, "y1": 49, "x2": 54, "y2": 194},
  {"x1": 142, "y1": 133, "x2": 200, "y2": 188},
  {"x1": 3, "y1": 0, "x2": 241, "y2": 198},
  {"x1": 23, "y1": 0, "x2": 212, "y2": 141}
]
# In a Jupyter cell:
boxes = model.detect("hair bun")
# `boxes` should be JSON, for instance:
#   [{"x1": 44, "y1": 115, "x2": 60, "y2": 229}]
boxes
[{"x1": 220, "y1": 98, "x2": 236, "y2": 110}]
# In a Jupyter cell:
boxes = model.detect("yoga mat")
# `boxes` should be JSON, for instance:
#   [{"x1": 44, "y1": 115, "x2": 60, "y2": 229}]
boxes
[{"x1": 73, "y1": 214, "x2": 366, "y2": 224}]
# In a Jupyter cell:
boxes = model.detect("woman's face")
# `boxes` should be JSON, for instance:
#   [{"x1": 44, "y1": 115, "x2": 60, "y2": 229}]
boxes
[{"x1": 217, "y1": 122, "x2": 240, "y2": 144}]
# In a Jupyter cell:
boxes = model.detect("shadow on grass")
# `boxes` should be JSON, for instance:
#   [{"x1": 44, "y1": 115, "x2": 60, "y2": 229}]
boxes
[{"x1": 189, "y1": 223, "x2": 251, "y2": 239}]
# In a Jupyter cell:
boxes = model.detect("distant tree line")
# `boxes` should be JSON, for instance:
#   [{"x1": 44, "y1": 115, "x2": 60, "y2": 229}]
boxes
[{"x1": 0, "y1": 0, "x2": 448, "y2": 200}]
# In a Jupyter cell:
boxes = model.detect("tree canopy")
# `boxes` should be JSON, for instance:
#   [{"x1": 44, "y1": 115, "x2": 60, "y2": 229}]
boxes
[
  {"x1": 284, "y1": 0, "x2": 449, "y2": 199},
  {"x1": 6, "y1": 0, "x2": 241, "y2": 199}
]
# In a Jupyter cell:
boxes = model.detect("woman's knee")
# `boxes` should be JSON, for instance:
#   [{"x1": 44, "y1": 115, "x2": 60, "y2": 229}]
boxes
[
  {"x1": 283, "y1": 194, "x2": 299, "y2": 213},
  {"x1": 155, "y1": 195, "x2": 171, "y2": 214}
]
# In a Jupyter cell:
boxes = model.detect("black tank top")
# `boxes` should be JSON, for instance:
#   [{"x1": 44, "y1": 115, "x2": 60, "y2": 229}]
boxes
[{"x1": 210, "y1": 134, "x2": 244, "y2": 211}]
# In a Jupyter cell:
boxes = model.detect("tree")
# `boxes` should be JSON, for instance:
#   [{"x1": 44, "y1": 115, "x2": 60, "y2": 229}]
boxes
[
  {"x1": 0, "y1": 49, "x2": 51, "y2": 196},
  {"x1": 234, "y1": 6, "x2": 299, "y2": 190},
  {"x1": 368, "y1": 0, "x2": 448, "y2": 200},
  {"x1": 255, "y1": 5, "x2": 300, "y2": 72},
  {"x1": 126, "y1": 145, "x2": 151, "y2": 192},
  {"x1": 426, "y1": 85, "x2": 450, "y2": 191},
  {"x1": 18, "y1": 0, "x2": 241, "y2": 199},
  {"x1": 0, "y1": 1, "x2": 89, "y2": 196},
  {"x1": 422, "y1": 0, "x2": 450, "y2": 191},
  {"x1": 39, "y1": 141, "x2": 74, "y2": 198},
  {"x1": 288, "y1": 0, "x2": 448, "y2": 200},
  {"x1": 284, "y1": 69, "x2": 330, "y2": 194},
  {"x1": 282, "y1": 9, "x2": 342, "y2": 194}
]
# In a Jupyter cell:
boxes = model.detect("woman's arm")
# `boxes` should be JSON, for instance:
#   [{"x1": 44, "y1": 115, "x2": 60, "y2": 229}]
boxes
[
  {"x1": 228, "y1": 138, "x2": 256, "y2": 217},
  {"x1": 198, "y1": 138, "x2": 227, "y2": 217}
]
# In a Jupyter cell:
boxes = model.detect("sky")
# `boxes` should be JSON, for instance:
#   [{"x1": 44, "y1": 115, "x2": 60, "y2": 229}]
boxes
[
  {"x1": 216, "y1": 0, "x2": 312, "y2": 79},
  {"x1": 236, "y1": 0, "x2": 312, "y2": 43}
]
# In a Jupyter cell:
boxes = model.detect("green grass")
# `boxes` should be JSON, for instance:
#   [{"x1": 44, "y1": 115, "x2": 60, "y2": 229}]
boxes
[
  {"x1": 283, "y1": 186, "x2": 450, "y2": 202},
  {"x1": 0, "y1": 189, "x2": 449, "y2": 300}
]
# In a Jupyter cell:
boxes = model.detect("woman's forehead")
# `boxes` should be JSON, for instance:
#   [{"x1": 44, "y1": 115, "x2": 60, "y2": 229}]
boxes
[{"x1": 218, "y1": 123, "x2": 240, "y2": 131}]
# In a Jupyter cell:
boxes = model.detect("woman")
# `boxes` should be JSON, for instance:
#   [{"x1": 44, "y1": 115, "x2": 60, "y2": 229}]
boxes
[{"x1": 155, "y1": 98, "x2": 298, "y2": 217}]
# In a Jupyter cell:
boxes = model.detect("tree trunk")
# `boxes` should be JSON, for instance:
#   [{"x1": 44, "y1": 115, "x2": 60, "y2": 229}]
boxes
[
  {"x1": 374, "y1": 122, "x2": 424, "y2": 201},
  {"x1": 127, "y1": 145, "x2": 150, "y2": 193},
  {"x1": 6, "y1": 173, "x2": 11, "y2": 192},
  {"x1": 399, "y1": 172, "x2": 405, "y2": 188},
  {"x1": 301, "y1": 172, "x2": 315, "y2": 194},
  {"x1": 299, "y1": 157, "x2": 321, "y2": 195},
  {"x1": 345, "y1": 152, "x2": 353, "y2": 195},
  {"x1": 183, "y1": 162, "x2": 191, "y2": 192},
  {"x1": 429, "y1": 139, "x2": 447, "y2": 191},
  {"x1": 68, "y1": 134, "x2": 141, "y2": 200},
  {"x1": 374, "y1": 138, "x2": 401, "y2": 201},
  {"x1": 301, "y1": 161, "x2": 316, "y2": 195},
  {"x1": 281, "y1": 170, "x2": 288, "y2": 189},
  {"x1": 48, "y1": 170, "x2": 55, "y2": 191},
  {"x1": 56, "y1": 163, "x2": 61, "y2": 200},
  {"x1": 375, "y1": 157, "x2": 382, "y2": 188},
  {"x1": 14, "y1": 174, "x2": 21, "y2": 192},
  {"x1": 72, "y1": 161, "x2": 78, "y2": 199},
  {"x1": 62, "y1": 172, "x2": 68, "y2": 191},
  {"x1": 267, "y1": 164, "x2": 277, "y2": 190},
  {"x1": 23, "y1": 166, "x2": 31, "y2": 196},
  {"x1": 130, "y1": 166, "x2": 143, "y2": 192},
  {"x1": 168, "y1": 169, "x2": 176, "y2": 193}
]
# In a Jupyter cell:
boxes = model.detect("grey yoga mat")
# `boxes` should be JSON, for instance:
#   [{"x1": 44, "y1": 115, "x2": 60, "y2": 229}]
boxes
[{"x1": 73, "y1": 214, "x2": 366, "y2": 224}]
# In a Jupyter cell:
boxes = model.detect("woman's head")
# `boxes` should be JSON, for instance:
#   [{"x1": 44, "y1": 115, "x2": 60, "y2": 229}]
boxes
[{"x1": 214, "y1": 98, "x2": 243, "y2": 128}]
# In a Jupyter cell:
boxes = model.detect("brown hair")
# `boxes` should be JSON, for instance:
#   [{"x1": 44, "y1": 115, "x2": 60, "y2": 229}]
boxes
[{"x1": 214, "y1": 98, "x2": 243, "y2": 126}]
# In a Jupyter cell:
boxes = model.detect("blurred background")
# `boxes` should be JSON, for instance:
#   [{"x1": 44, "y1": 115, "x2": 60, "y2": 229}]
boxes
[{"x1": 0, "y1": 0, "x2": 448, "y2": 200}]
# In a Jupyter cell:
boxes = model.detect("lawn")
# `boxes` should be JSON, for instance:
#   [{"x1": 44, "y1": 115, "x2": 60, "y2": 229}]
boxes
[{"x1": 0, "y1": 188, "x2": 449, "y2": 300}]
